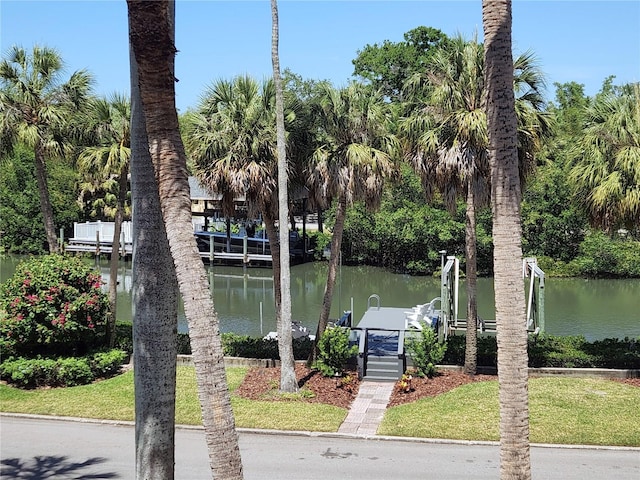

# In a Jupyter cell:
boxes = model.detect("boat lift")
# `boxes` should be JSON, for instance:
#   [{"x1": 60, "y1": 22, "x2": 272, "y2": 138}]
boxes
[{"x1": 437, "y1": 255, "x2": 545, "y2": 341}]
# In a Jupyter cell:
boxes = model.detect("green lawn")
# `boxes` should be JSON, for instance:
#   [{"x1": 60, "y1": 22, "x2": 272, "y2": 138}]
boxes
[
  {"x1": 0, "y1": 366, "x2": 347, "y2": 432},
  {"x1": 1, "y1": 367, "x2": 638, "y2": 446},
  {"x1": 379, "y1": 377, "x2": 640, "y2": 446}
]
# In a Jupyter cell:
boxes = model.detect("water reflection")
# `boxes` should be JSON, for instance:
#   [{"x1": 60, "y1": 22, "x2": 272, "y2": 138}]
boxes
[{"x1": 1, "y1": 255, "x2": 639, "y2": 341}]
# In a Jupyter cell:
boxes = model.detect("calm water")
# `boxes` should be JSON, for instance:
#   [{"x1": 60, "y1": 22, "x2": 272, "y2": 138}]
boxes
[{"x1": 1, "y1": 256, "x2": 639, "y2": 341}]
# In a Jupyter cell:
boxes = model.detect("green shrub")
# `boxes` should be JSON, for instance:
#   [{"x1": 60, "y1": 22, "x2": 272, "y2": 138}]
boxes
[
  {"x1": 220, "y1": 333, "x2": 312, "y2": 360},
  {"x1": 406, "y1": 327, "x2": 447, "y2": 378},
  {"x1": 314, "y1": 327, "x2": 358, "y2": 377},
  {"x1": 583, "y1": 337, "x2": 640, "y2": 369},
  {"x1": 222, "y1": 333, "x2": 278, "y2": 358},
  {"x1": 55, "y1": 357, "x2": 94, "y2": 386},
  {"x1": 0, "y1": 357, "x2": 57, "y2": 388},
  {"x1": 91, "y1": 349, "x2": 128, "y2": 377},
  {"x1": 104, "y1": 325, "x2": 312, "y2": 359},
  {"x1": 0, "y1": 254, "x2": 109, "y2": 356},
  {"x1": 528, "y1": 334, "x2": 599, "y2": 368},
  {"x1": 0, "y1": 348, "x2": 127, "y2": 389},
  {"x1": 114, "y1": 322, "x2": 134, "y2": 354}
]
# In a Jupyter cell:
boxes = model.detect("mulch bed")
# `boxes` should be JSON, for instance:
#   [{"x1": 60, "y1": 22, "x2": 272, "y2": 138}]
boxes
[
  {"x1": 235, "y1": 365, "x2": 639, "y2": 410},
  {"x1": 387, "y1": 370, "x2": 496, "y2": 407},
  {"x1": 234, "y1": 364, "x2": 360, "y2": 409}
]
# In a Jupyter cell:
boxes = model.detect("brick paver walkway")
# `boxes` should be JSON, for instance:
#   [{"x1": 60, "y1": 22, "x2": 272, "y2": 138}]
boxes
[{"x1": 337, "y1": 380, "x2": 395, "y2": 436}]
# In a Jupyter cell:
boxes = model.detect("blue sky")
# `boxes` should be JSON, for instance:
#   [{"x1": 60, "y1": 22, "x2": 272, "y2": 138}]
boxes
[{"x1": 2, "y1": 1, "x2": 639, "y2": 112}]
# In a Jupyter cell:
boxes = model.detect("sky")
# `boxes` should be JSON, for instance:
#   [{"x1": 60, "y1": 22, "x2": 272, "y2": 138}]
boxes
[{"x1": 1, "y1": 1, "x2": 639, "y2": 112}]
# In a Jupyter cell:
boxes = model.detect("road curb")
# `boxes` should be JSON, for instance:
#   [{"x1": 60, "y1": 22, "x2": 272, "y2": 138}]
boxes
[{"x1": 2, "y1": 413, "x2": 639, "y2": 452}]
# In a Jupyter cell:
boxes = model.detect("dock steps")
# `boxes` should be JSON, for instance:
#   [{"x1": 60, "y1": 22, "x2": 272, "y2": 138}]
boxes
[{"x1": 365, "y1": 355, "x2": 403, "y2": 382}]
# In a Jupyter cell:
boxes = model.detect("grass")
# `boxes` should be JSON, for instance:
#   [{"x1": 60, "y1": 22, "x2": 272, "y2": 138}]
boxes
[
  {"x1": 0, "y1": 366, "x2": 347, "y2": 432},
  {"x1": 1, "y1": 367, "x2": 638, "y2": 446},
  {"x1": 379, "y1": 377, "x2": 640, "y2": 446}
]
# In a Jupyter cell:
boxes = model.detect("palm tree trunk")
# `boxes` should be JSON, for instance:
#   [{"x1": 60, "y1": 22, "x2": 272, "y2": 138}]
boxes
[
  {"x1": 483, "y1": 1, "x2": 531, "y2": 478},
  {"x1": 34, "y1": 143, "x2": 59, "y2": 253},
  {"x1": 311, "y1": 196, "x2": 347, "y2": 363},
  {"x1": 263, "y1": 211, "x2": 281, "y2": 318},
  {"x1": 127, "y1": 1, "x2": 244, "y2": 477},
  {"x1": 464, "y1": 182, "x2": 478, "y2": 375},
  {"x1": 271, "y1": 0, "x2": 297, "y2": 393},
  {"x1": 130, "y1": 40, "x2": 178, "y2": 478},
  {"x1": 106, "y1": 166, "x2": 129, "y2": 348},
  {"x1": 264, "y1": 210, "x2": 297, "y2": 391}
]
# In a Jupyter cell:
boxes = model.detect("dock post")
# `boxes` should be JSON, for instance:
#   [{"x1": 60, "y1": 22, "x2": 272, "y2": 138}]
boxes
[
  {"x1": 539, "y1": 276, "x2": 546, "y2": 333},
  {"x1": 209, "y1": 236, "x2": 214, "y2": 262},
  {"x1": 59, "y1": 227, "x2": 64, "y2": 253},
  {"x1": 243, "y1": 236, "x2": 248, "y2": 271}
]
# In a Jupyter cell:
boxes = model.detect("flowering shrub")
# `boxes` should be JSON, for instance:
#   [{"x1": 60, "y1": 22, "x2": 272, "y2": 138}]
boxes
[{"x1": 0, "y1": 254, "x2": 110, "y2": 356}]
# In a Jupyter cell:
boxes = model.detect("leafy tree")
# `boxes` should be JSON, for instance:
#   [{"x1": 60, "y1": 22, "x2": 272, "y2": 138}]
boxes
[
  {"x1": 483, "y1": 1, "x2": 532, "y2": 477},
  {"x1": 0, "y1": 45, "x2": 93, "y2": 253},
  {"x1": 307, "y1": 82, "x2": 397, "y2": 360},
  {"x1": 352, "y1": 26, "x2": 450, "y2": 100},
  {"x1": 521, "y1": 81, "x2": 590, "y2": 263},
  {"x1": 522, "y1": 163, "x2": 586, "y2": 262},
  {"x1": 569, "y1": 82, "x2": 640, "y2": 236},
  {"x1": 184, "y1": 75, "x2": 300, "y2": 394},
  {"x1": 77, "y1": 93, "x2": 131, "y2": 347},
  {"x1": 402, "y1": 34, "x2": 548, "y2": 374}
]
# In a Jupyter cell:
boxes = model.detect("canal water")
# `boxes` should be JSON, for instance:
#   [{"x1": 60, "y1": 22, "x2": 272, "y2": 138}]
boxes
[{"x1": 1, "y1": 256, "x2": 638, "y2": 341}]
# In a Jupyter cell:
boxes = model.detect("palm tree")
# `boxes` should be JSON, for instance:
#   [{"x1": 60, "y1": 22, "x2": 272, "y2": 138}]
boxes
[
  {"x1": 184, "y1": 75, "x2": 299, "y2": 392},
  {"x1": 77, "y1": 94, "x2": 131, "y2": 347},
  {"x1": 127, "y1": 1, "x2": 244, "y2": 477},
  {"x1": 483, "y1": 1, "x2": 532, "y2": 478},
  {"x1": 401, "y1": 34, "x2": 548, "y2": 375},
  {"x1": 570, "y1": 82, "x2": 640, "y2": 235},
  {"x1": 271, "y1": 0, "x2": 298, "y2": 392},
  {"x1": 308, "y1": 83, "x2": 397, "y2": 359},
  {"x1": 0, "y1": 45, "x2": 93, "y2": 253},
  {"x1": 129, "y1": 29, "x2": 179, "y2": 477}
]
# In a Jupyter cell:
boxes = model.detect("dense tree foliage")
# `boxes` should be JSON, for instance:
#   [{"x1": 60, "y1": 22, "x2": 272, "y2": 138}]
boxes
[
  {"x1": 1, "y1": 36, "x2": 638, "y2": 279},
  {"x1": 0, "y1": 146, "x2": 79, "y2": 254},
  {"x1": 352, "y1": 26, "x2": 451, "y2": 100}
]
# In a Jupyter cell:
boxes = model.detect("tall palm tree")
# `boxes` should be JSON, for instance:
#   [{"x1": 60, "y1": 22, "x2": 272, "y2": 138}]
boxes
[
  {"x1": 401, "y1": 34, "x2": 548, "y2": 375},
  {"x1": 271, "y1": 0, "x2": 298, "y2": 392},
  {"x1": 570, "y1": 82, "x2": 640, "y2": 235},
  {"x1": 0, "y1": 45, "x2": 93, "y2": 253},
  {"x1": 77, "y1": 94, "x2": 131, "y2": 347},
  {"x1": 129, "y1": 27, "x2": 179, "y2": 477},
  {"x1": 127, "y1": 1, "x2": 244, "y2": 477},
  {"x1": 483, "y1": 1, "x2": 531, "y2": 478},
  {"x1": 183, "y1": 75, "x2": 299, "y2": 393},
  {"x1": 308, "y1": 83, "x2": 397, "y2": 359}
]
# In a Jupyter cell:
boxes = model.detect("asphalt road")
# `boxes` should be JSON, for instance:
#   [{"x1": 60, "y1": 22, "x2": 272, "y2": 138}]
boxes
[{"x1": 1, "y1": 415, "x2": 638, "y2": 479}]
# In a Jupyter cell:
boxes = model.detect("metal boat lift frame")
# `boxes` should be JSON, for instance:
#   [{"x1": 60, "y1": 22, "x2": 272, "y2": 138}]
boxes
[{"x1": 438, "y1": 255, "x2": 545, "y2": 341}]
